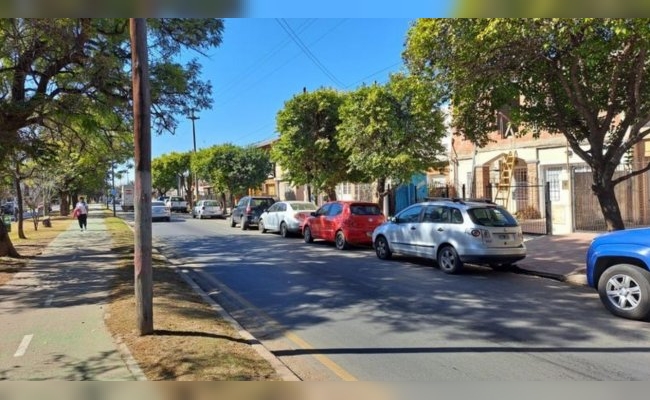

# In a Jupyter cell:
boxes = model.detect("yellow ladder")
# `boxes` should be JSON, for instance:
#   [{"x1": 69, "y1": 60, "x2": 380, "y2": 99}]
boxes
[{"x1": 493, "y1": 151, "x2": 517, "y2": 208}]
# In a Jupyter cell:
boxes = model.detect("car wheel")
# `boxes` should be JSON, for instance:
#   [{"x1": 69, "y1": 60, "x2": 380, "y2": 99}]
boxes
[
  {"x1": 192, "y1": 213, "x2": 196, "y2": 219},
  {"x1": 199, "y1": 213, "x2": 203, "y2": 220},
  {"x1": 259, "y1": 220, "x2": 266, "y2": 233},
  {"x1": 241, "y1": 220, "x2": 249, "y2": 230},
  {"x1": 437, "y1": 245, "x2": 463, "y2": 274},
  {"x1": 280, "y1": 222, "x2": 289, "y2": 238},
  {"x1": 597, "y1": 264, "x2": 650, "y2": 321},
  {"x1": 230, "y1": 216, "x2": 236, "y2": 228},
  {"x1": 303, "y1": 226, "x2": 313, "y2": 243},
  {"x1": 374, "y1": 236, "x2": 392, "y2": 260},
  {"x1": 335, "y1": 231, "x2": 348, "y2": 250},
  {"x1": 166, "y1": 217, "x2": 171, "y2": 222}
]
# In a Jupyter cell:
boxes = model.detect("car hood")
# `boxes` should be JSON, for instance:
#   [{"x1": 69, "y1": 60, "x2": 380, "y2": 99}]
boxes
[{"x1": 591, "y1": 227, "x2": 650, "y2": 247}]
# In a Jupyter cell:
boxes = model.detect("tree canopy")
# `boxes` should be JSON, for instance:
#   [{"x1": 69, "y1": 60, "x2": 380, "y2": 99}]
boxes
[
  {"x1": 337, "y1": 74, "x2": 448, "y2": 196},
  {"x1": 272, "y1": 88, "x2": 356, "y2": 200},
  {"x1": 404, "y1": 18, "x2": 650, "y2": 230}
]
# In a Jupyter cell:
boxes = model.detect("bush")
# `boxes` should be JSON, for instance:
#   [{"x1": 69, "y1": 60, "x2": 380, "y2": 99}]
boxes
[{"x1": 516, "y1": 206, "x2": 541, "y2": 220}]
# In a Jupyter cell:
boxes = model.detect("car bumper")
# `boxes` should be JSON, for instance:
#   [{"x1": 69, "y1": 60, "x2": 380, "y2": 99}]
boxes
[
  {"x1": 460, "y1": 247, "x2": 526, "y2": 265},
  {"x1": 343, "y1": 227, "x2": 376, "y2": 246}
]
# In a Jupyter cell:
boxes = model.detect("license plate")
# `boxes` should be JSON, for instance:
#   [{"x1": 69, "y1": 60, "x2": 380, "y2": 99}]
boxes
[{"x1": 498, "y1": 234, "x2": 510, "y2": 240}]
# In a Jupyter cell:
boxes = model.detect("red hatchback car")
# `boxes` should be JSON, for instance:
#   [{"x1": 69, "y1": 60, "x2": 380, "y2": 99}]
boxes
[{"x1": 302, "y1": 201, "x2": 386, "y2": 250}]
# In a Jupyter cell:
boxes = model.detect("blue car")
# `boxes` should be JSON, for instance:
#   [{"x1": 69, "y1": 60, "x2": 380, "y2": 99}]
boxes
[{"x1": 586, "y1": 227, "x2": 650, "y2": 321}]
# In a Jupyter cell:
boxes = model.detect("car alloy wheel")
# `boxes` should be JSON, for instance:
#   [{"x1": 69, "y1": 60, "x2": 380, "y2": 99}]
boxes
[
  {"x1": 335, "y1": 231, "x2": 348, "y2": 250},
  {"x1": 437, "y1": 245, "x2": 463, "y2": 274},
  {"x1": 598, "y1": 264, "x2": 650, "y2": 321},
  {"x1": 374, "y1": 236, "x2": 391, "y2": 260},
  {"x1": 280, "y1": 222, "x2": 288, "y2": 238},
  {"x1": 303, "y1": 226, "x2": 313, "y2": 243}
]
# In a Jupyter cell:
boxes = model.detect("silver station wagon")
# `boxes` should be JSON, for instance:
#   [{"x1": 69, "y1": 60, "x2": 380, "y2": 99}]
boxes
[{"x1": 372, "y1": 198, "x2": 526, "y2": 274}]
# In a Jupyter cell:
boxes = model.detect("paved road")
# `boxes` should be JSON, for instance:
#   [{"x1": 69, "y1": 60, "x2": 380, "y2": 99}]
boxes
[{"x1": 151, "y1": 214, "x2": 650, "y2": 381}]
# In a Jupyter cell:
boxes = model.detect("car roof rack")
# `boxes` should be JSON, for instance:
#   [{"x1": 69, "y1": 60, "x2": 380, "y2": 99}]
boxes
[{"x1": 422, "y1": 197, "x2": 497, "y2": 205}]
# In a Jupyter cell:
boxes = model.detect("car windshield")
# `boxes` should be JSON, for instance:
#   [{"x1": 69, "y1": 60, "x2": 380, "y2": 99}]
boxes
[
  {"x1": 204, "y1": 201, "x2": 219, "y2": 206},
  {"x1": 292, "y1": 202, "x2": 317, "y2": 211},
  {"x1": 152, "y1": 201, "x2": 165, "y2": 207},
  {"x1": 350, "y1": 204, "x2": 382, "y2": 215},
  {"x1": 467, "y1": 207, "x2": 518, "y2": 227}
]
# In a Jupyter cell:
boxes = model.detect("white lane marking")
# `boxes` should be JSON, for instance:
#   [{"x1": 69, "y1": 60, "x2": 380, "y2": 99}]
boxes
[
  {"x1": 14, "y1": 334, "x2": 34, "y2": 357},
  {"x1": 44, "y1": 295, "x2": 54, "y2": 307}
]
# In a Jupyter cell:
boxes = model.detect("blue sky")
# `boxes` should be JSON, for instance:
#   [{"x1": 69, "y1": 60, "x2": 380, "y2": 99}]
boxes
[{"x1": 152, "y1": 15, "x2": 453, "y2": 159}]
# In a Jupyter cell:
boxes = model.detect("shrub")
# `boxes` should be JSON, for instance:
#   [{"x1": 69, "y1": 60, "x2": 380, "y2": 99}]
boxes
[{"x1": 516, "y1": 206, "x2": 541, "y2": 220}]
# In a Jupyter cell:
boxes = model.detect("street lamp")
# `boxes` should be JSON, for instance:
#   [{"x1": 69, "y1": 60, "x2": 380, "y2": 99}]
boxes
[{"x1": 189, "y1": 109, "x2": 200, "y2": 207}]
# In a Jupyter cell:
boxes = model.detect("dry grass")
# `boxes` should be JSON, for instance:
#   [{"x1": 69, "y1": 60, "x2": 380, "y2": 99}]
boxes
[
  {"x1": 0, "y1": 214, "x2": 74, "y2": 285},
  {"x1": 103, "y1": 215, "x2": 280, "y2": 381}
]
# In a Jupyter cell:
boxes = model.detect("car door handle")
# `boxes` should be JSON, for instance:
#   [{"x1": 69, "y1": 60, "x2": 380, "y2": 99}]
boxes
[{"x1": 437, "y1": 227, "x2": 444, "y2": 232}]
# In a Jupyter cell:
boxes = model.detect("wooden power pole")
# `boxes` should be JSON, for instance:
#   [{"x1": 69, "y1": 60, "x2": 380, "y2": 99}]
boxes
[{"x1": 130, "y1": 18, "x2": 154, "y2": 335}]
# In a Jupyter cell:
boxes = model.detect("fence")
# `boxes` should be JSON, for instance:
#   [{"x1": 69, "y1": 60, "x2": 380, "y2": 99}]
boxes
[{"x1": 572, "y1": 165, "x2": 650, "y2": 231}]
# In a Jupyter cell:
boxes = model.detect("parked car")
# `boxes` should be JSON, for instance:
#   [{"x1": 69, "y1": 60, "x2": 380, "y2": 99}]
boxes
[
  {"x1": 165, "y1": 196, "x2": 188, "y2": 213},
  {"x1": 152, "y1": 200, "x2": 171, "y2": 222},
  {"x1": 259, "y1": 201, "x2": 318, "y2": 237},
  {"x1": 192, "y1": 200, "x2": 224, "y2": 219},
  {"x1": 1, "y1": 201, "x2": 15, "y2": 215},
  {"x1": 372, "y1": 198, "x2": 526, "y2": 274},
  {"x1": 230, "y1": 196, "x2": 276, "y2": 230},
  {"x1": 302, "y1": 201, "x2": 386, "y2": 250},
  {"x1": 586, "y1": 227, "x2": 650, "y2": 321}
]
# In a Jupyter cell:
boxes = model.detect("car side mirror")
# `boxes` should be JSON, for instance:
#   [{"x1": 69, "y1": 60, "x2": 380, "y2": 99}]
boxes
[{"x1": 310, "y1": 212, "x2": 317, "y2": 217}]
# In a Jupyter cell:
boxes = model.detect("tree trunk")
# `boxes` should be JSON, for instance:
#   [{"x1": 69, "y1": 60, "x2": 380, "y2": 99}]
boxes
[
  {"x1": 592, "y1": 181, "x2": 625, "y2": 231},
  {"x1": 325, "y1": 187, "x2": 337, "y2": 201},
  {"x1": 376, "y1": 177, "x2": 387, "y2": 207},
  {"x1": 0, "y1": 220, "x2": 21, "y2": 258},
  {"x1": 15, "y1": 176, "x2": 26, "y2": 239}
]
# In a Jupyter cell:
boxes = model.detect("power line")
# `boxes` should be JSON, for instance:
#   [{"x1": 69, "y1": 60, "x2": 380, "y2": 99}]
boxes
[
  {"x1": 344, "y1": 61, "x2": 403, "y2": 89},
  {"x1": 275, "y1": 18, "x2": 346, "y2": 88},
  {"x1": 215, "y1": 19, "x2": 349, "y2": 109},
  {"x1": 214, "y1": 19, "x2": 318, "y2": 99}
]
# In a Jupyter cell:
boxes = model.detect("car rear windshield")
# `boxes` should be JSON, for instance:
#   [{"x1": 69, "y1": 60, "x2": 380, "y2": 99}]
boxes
[
  {"x1": 251, "y1": 198, "x2": 274, "y2": 208},
  {"x1": 152, "y1": 201, "x2": 165, "y2": 207},
  {"x1": 292, "y1": 202, "x2": 317, "y2": 211},
  {"x1": 204, "y1": 200, "x2": 219, "y2": 206},
  {"x1": 350, "y1": 204, "x2": 382, "y2": 215},
  {"x1": 467, "y1": 207, "x2": 518, "y2": 227}
]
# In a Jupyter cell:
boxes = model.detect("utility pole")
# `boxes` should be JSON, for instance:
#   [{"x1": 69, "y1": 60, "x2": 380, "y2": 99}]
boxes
[
  {"x1": 130, "y1": 18, "x2": 153, "y2": 336},
  {"x1": 189, "y1": 108, "x2": 200, "y2": 208}
]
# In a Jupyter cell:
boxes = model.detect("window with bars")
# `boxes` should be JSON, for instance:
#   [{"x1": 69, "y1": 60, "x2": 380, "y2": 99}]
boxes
[{"x1": 545, "y1": 167, "x2": 562, "y2": 202}]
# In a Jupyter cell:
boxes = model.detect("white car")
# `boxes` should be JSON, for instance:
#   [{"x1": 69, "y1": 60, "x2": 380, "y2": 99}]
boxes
[
  {"x1": 258, "y1": 201, "x2": 318, "y2": 237},
  {"x1": 372, "y1": 198, "x2": 526, "y2": 274},
  {"x1": 152, "y1": 201, "x2": 171, "y2": 222},
  {"x1": 192, "y1": 200, "x2": 224, "y2": 219}
]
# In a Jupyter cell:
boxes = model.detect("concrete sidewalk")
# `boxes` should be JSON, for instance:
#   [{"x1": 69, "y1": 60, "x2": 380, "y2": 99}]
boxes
[
  {"x1": 516, "y1": 232, "x2": 599, "y2": 286},
  {"x1": 0, "y1": 205, "x2": 144, "y2": 380}
]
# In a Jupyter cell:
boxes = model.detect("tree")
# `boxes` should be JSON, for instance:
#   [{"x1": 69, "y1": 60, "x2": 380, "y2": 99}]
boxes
[
  {"x1": 0, "y1": 18, "x2": 224, "y2": 256},
  {"x1": 152, "y1": 152, "x2": 191, "y2": 197},
  {"x1": 337, "y1": 75, "x2": 448, "y2": 203},
  {"x1": 193, "y1": 144, "x2": 273, "y2": 205},
  {"x1": 404, "y1": 18, "x2": 650, "y2": 231},
  {"x1": 273, "y1": 88, "x2": 355, "y2": 200}
]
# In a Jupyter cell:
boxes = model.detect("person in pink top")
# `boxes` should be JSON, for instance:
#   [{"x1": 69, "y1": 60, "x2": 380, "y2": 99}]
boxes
[{"x1": 73, "y1": 196, "x2": 89, "y2": 231}]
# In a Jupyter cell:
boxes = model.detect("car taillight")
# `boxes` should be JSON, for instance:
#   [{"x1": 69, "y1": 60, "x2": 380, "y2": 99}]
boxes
[{"x1": 469, "y1": 228, "x2": 492, "y2": 243}]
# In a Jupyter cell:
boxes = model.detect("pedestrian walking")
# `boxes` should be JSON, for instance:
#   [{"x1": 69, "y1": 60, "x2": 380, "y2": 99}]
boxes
[{"x1": 73, "y1": 196, "x2": 89, "y2": 231}]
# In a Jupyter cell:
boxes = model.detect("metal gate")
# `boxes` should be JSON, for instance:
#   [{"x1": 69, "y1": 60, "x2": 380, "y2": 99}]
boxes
[{"x1": 486, "y1": 182, "x2": 551, "y2": 235}]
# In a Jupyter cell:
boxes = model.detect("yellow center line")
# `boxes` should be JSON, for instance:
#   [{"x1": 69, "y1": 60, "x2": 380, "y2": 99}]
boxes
[{"x1": 195, "y1": 269, "x2": 358, "y2": 381}]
